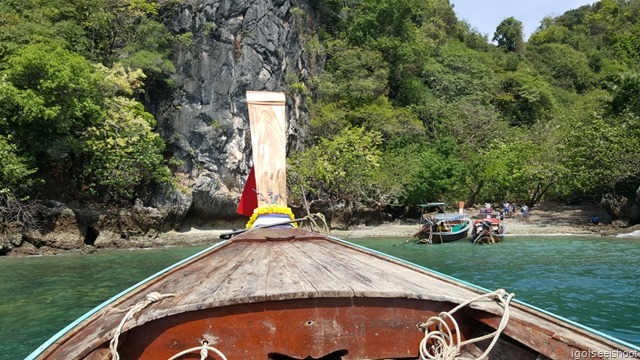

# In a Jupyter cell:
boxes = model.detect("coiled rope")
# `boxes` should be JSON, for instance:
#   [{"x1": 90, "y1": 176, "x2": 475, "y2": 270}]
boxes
[
  {"x1": 109, "y1": 292, "x2": 176, "y2": 360},
  {"x1": 417, "y1": 289, "x2": 515, "y2": 360}
]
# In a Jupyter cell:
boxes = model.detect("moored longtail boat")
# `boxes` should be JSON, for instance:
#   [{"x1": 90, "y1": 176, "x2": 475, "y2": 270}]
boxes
[
  {"x1": 471, "y1": 217, "x2": 506, "y2": 244},
  {"x1": 27, "y1": 92, "x2": 639, "y2": 360},
  {"x1": 413, "y1": 203, "x2": 471, "y2": 244}
]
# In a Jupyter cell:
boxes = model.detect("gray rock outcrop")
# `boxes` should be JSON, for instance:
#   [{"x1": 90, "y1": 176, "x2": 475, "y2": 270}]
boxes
[
  {"x1": 601, "y1": 193, "x2": 640, "y2": 225},
  {"x1": 148, "y1": 0, "x2": 312, "y2": 222}
]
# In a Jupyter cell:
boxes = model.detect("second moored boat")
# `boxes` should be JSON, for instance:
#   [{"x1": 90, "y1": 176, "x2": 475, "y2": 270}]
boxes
[{"x1": 413, "y1": 202, "x2": 471, "y2": 243}]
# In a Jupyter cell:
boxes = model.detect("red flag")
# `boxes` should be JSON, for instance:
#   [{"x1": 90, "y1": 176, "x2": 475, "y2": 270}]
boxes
[{"x1": 237, "y1": 166, "x2": 258, "y2": 216}]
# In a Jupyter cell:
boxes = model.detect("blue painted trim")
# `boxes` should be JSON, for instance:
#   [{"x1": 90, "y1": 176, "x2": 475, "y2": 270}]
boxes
[
  {"x1": 24, "y1": 241, "x2": 229, "y2": 360},
  {"x1": 329, "y1": 236, "x2": 640, "y2": 351}
]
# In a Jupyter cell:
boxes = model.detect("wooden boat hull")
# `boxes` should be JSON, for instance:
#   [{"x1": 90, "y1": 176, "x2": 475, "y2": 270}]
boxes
[
  {"x1": 110, "y1": 297, "x2": 453, "y2": 359},
  {"x1": 414, "y1": 220, "x2": 471, "y2": 243},
  {"x1": 28, "y1": 228, "x2": 639, "y2": 360},
  {"x1": 473, "y1": 233, "x2": 505, "y2": 244}
]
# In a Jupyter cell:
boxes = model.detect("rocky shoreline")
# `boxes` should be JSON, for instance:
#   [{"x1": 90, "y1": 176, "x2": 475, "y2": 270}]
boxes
[
  {"x1": 121, "y1": 200, "x2": 640, "y2": 243},
  {"x1": 145, "y1": 203, "x2": 640, "y2": 248},
  {"x1": 2, "y1": 201, "x2": 640, "y2": 257}
]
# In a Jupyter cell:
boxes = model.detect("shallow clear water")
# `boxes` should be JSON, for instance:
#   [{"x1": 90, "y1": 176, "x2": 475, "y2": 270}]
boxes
[
  {"x1": 348, "y1": 235, "x2": 640, "y2": 348},
  {"x1": 0, "y1": 246, "x2": 208, "y2": 359},
  {"x1": 1, "y1": 235, "x2": 639, "y2": 359}
]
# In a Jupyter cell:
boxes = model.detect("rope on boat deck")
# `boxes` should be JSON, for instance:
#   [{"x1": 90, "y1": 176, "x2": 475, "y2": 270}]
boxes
[
  {"x1": 109, "y1": 292, "x2": 176, "y2": 360},
  {"x1": 168, "y1": 340, "x2": 228, "y2": 360},
  {"x1": 303, "y1": 212, "x2": 330, "y2": 234},
  {"x1": 417, "y1": 289, "x2": 515, "y2": 360}
]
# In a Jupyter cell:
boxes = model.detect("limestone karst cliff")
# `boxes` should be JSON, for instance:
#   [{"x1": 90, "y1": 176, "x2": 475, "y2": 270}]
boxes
[{"x1": 147, "y1": 0, "x2": 313, "y2": 222}]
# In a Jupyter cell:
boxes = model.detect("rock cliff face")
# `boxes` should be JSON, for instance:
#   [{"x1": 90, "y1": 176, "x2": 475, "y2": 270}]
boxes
[{"x1": 148, "y1": 0, "x2": 312, "y2": 223}]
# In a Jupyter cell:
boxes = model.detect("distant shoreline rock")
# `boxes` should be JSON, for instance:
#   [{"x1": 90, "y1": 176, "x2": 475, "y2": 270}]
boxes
[{"x1": 3, "y1": 201, "x2": 639, "y2": 257}]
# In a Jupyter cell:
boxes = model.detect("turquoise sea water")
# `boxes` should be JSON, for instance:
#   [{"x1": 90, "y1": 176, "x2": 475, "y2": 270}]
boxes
[
  {"x1": 1, "y1": 235, "x2": 639, "y2": 359},
  {"x1": 348, "y1": 235, "x2": 640, "y2": 348},
  {"x1": 0, "y1": 246, "x2": 209, "y2": 360}
]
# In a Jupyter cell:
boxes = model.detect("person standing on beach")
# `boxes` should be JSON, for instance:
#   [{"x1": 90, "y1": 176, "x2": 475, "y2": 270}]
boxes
[{"x1": 521, "y1": 204, "x2": 529, "y2": 220}]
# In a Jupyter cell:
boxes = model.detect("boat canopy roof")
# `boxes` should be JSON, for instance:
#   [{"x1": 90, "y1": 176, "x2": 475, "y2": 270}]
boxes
[
  {"x1": 419, "y1": 203, "x2": 465, "y2": 221},
  {"x1": 433, "y1": 213, "x2": 466, "y2": 222},
  {"x1": 419, "y1": 202, "x2": 448, "y2": 208}
]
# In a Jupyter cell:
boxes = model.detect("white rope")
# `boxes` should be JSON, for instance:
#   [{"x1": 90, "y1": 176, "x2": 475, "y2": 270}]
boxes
[
  {"x1": 167, "y1": 340, "x2": 228, "y2": 360},
  {"x1": 418, "y1": 289, "x2": 515, "y2": 360},
  {"x1": 109, "y1": 292, "x2": 176, "y2": 360}
]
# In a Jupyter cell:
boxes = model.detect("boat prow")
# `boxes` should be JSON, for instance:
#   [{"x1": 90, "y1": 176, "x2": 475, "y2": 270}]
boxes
[{"x1": 27, "y1": 228, "x2": 639, "y2": 360}]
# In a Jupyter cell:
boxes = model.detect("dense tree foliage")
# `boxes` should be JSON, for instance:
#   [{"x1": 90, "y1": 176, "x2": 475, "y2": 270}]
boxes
[
  {"x1": 292, "y1": 0, "x2": 640, "y2": 210},
  {"x1": 2, "y1": 0, "x2": 640, "y2": 218},
  {"x1": 289, "y1": 127, "x2": 384, "y2": 203},
  {"x1": 0, "y1": 136, "x2": 35, "y2": 195},
  {"x1": 0, "y1": 0, "x2": 176, "y2": 204}
]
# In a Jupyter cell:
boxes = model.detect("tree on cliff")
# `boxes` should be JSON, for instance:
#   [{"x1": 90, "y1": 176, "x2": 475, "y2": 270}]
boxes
[
  {"x1": 302, "y1": 0, "x2": 640, "y2": 211},
  {"x1": 493, "y1": 17, "x2": 525, "y2": 53}
]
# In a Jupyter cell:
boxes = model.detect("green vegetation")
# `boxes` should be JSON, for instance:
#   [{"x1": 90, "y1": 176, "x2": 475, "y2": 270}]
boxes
[
  {"x1": 289, "y1": 0, "x2": 640, "y2": 209},
  {"x1": 0, "y1": 0, "x2": 176, "y2": 205},
  {"x1": 1, "y1": 0, "x2": 639, "y2": 220}
]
